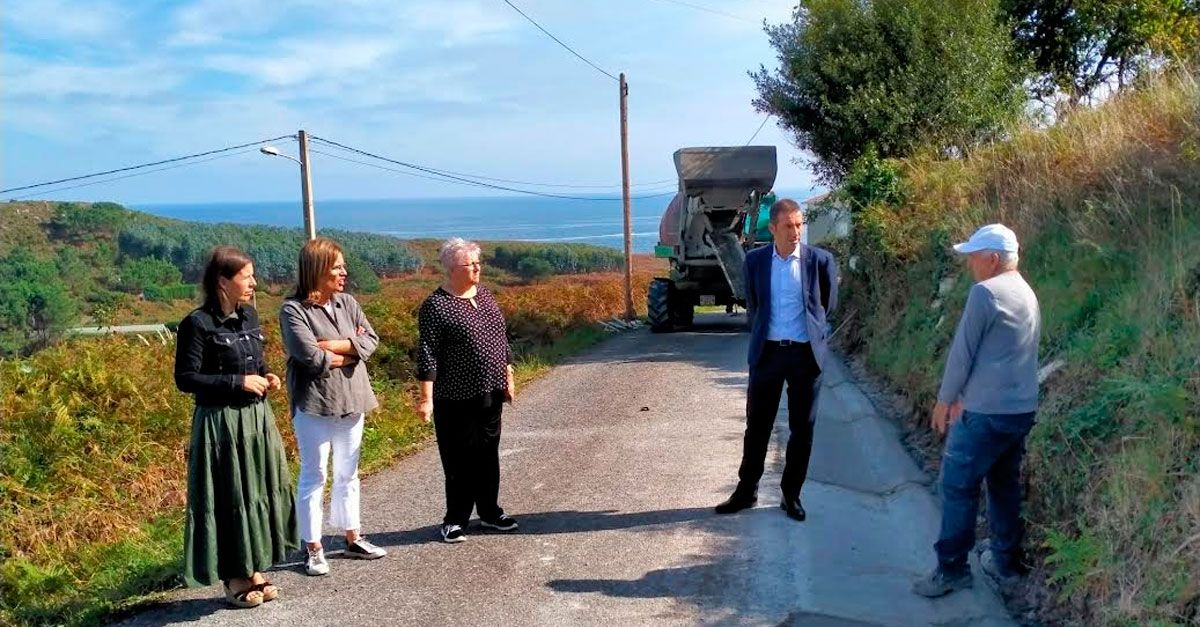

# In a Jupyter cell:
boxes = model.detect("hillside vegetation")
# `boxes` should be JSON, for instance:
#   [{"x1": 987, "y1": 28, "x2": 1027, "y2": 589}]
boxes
[
  {"x1": 0, "y1": 203, "x2": 631, "y2": 356},
  {"x1": 836, "y1": 72, "x2": 1200, "y2": 624}
]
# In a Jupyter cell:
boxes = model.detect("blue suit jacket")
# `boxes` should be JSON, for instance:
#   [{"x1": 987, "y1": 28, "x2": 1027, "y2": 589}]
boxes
[{"x1": 743, "y1": 243, "x2": 840, "y2": 370}]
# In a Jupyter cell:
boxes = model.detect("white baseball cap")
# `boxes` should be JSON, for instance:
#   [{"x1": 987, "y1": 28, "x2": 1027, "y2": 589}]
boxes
[{"x1": 952, "y1": 223, "x2": 1019, "y2": 254}]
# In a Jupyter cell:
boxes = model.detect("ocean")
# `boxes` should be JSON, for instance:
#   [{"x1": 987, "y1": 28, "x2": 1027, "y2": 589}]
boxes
[
  {"x1": 133, "y1": 196, "x2": 673, "y2": 253},
  {"x1": 132, "y1": 188, "x2": 817, "y2": 253}
]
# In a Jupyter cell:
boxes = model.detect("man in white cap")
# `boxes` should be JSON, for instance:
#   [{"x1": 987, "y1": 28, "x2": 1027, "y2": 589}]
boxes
[{"x1": 913, "y1": 223, "x2": 1042, "y2": 598}]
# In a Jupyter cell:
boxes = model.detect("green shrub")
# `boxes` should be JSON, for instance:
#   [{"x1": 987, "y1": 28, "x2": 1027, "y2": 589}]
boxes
[
  {"x1": 516, "y1": 257, "x2": 554, "y2": 281},
  {"x1": 344, "y1": 253, "x2": 380, "y2": 294},
  {"x1": 0, "y1": 248, "x2": 77, "y2": 355},
  {"x1": 491, "y1": 243, "x2": 622, "y2": 276},
  {"x1": 85, "y1": 291, "x2": 131, "y2": 327},
  {"x1": 117, "y1": 257, "x2": 182, "y2": 294},
  {"x1": 837, "y1": 148, "x2": 906, "y2": 213},
  {"x1": 116, "y1": 220, "x2": 421, "y2": 284},
  {"x1": 49, "y1": 202, "x2": 129, "y2": 242}
]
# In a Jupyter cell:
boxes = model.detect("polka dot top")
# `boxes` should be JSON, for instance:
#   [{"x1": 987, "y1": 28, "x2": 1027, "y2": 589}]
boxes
[{"x1": 416, "y1": 285, "x2": 514, "y2": 401}]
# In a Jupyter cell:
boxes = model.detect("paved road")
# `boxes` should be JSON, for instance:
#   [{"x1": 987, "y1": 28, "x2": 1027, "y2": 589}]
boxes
[{"x1": 120, "y1": 313, "x2": 1013, "y2": 626}]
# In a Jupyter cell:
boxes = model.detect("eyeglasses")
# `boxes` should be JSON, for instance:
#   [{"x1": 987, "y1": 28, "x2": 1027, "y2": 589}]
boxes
[{"x1": 457, "y1": 261, "x2": 483, "y2": 268}]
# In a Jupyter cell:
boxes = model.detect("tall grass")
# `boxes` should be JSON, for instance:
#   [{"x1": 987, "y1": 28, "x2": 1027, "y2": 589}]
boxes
[
  {"x1": 0, "y1": 264, "x2": 660, "y2": 626},
  {"x1": 839, "y1": 71, "x2": 1200, "y2": 624}
]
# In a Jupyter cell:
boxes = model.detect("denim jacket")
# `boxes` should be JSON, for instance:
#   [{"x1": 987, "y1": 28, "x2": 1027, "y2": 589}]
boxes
[{"x1": 174, "y1": 305, "x2": 272, "y2": 408}]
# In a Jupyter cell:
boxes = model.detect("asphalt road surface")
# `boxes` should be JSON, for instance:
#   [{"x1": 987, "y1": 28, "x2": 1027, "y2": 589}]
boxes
[{"x1": 120, "y1": 313, "x2": 1014, "y2": 626}]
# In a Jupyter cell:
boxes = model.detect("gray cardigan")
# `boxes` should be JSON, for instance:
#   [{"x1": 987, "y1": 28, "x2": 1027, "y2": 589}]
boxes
[{"x1": 280, "y1": 292, "x2": 380, "y2": 416}]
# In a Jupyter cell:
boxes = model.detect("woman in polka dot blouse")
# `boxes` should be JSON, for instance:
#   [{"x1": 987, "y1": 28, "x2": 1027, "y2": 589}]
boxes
[{"x1": 416, "y1": 238, "x2": 519, "y2": 544}]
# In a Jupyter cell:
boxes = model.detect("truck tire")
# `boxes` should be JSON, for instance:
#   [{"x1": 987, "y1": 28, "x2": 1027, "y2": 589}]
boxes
[
  {"x1": 648, "y1": 278, "x2": 673, "y2": 332},
  {"x1": 672, "y1": 300, "x2": 694, "y2": 328}
]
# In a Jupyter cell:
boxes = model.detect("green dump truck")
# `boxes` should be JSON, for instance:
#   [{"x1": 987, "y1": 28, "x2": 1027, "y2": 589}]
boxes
[{"x1": 650, "y1": 146, "x2": 777, "y2": 332}]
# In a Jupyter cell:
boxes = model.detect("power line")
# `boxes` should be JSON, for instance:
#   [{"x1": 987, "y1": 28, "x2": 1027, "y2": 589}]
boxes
[
  {"x1": 500, "y1": 0, "x2": 619, "y2": 82},
  {"x1": 315, "y1": 141, "x2": 672, "y2": 190},
  {"x1": 0, "y1": 134, "x2": 296, "y2": 195},
  {"x1": 311, "y1": 140, "x2": 677, "y2": 200},
  {"x1": 310, "y1": 136, "x2": 676, "y2": 201},
  {"x1": 745, "y1": 115, "x2": 771, "y2": 145},
  {"x1": 8, "y1": 148, "x2": 263, "y2": 200},
  {"x1": 309, "y1": 148, "x2": 526, "y2": 189},
  {"x1": 312, "y1": 148, "x2": 674, "y2": 196},
  {"x1": 647, "y1": 0, "x2": 757, "y2": 23}
]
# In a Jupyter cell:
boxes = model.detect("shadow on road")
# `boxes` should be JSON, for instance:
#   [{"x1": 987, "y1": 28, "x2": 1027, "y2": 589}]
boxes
[
  {"x1": 369, "y1": 506, "x2": 717, "y2": 547},
  {"x1": 536, "y1": 505, "x2": 888, "y2": 627},
  {"x1": 549, "y1": 560, "x2": 884, "y2": 627}
]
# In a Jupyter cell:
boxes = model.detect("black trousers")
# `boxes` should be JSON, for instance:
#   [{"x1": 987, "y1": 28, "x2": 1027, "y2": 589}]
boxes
[
  {"x1": 736, "y1": 342, "x2": 823, "y2": 499},
  {"x1": 432, "y1": 391, "x2": 506, "y2": 527}
]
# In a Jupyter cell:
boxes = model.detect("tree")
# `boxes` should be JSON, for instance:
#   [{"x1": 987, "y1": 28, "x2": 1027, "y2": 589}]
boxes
[
  {"x1": 49, "y1": 202, "x2": 129, "y2": 242},
  {"x1": 117, "y1": 257, "x2": 182, "y2": 294},
  {"x1": 0, "y1": 249, "x2": 77, "y2": 355},
  {"x1": 344, "y1": 253, "x2": 381, "y2": 294},
  {"x1": 1000, "y1": 0, "x2": 1200, "y2": 104},
  {"x1": 752, "y1": 0, "x2": 1027, "y2": 182},
  {"x1": 516, "y1": 257, "x2": 554, "y2": 281}
]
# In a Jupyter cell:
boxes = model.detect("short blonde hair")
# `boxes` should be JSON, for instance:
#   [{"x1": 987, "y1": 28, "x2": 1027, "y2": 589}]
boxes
[
  {"x1": 439, "y1": 237, "x2": 481, "y2": 270},
  {"x1": 293, "y1": 237, "x2": 343, "y2": 304}
]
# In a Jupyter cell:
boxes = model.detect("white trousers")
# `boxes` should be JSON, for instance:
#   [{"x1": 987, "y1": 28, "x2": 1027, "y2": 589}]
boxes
[{"x1": 293, "y1": 409, "x2": 365, "y2": 544}]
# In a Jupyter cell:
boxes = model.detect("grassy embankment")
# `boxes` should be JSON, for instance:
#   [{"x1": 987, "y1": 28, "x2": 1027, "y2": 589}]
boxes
[
  {"x1": 836, "y1": 72, "x2": 1199, "y2": 624},
  {"x1": 0, "y1": 203, "x2": 663, "y2": 626}
]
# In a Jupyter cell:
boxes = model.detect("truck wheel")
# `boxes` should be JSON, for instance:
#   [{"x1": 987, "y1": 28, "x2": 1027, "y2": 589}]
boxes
[
  {"x1": 648, "y1": 278, "x2": 673, "y2": 332},
  {"x1": 672, "y1": 300, "x2": 694, "y2": 328}
]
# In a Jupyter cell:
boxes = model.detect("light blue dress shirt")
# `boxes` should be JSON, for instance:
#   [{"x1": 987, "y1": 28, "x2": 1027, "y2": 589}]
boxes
[{"x1": 767, "y1": 245, "x2": 809, "y2": 342}]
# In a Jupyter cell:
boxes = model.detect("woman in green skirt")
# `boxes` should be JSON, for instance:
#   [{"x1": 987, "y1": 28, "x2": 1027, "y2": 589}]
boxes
[{"x1": 174, "y1": 246, "x2": 299, "y2": 608}]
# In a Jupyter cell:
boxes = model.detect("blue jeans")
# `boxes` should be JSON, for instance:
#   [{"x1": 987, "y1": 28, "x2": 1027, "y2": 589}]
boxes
[{"x1": 935, "y1": 410, "x2": 1035, "y2": 575}]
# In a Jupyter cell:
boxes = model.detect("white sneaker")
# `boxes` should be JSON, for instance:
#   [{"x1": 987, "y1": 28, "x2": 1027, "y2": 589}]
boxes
[{"x1": 305, "y1": 546, "x2": 330, "y2": 576}]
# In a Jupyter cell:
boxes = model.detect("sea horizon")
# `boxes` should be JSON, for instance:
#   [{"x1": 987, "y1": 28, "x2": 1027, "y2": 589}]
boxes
[{"x1": 132, "y1": 188, "x2": 822, "y2": 253}]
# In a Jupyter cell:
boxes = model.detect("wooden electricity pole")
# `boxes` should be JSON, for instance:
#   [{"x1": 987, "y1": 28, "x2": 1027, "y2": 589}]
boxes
[
  {"x1": 298, "y1": 129, "x2": 317, "y2": 240},
  {"x1": 619, "y1": 73, "x2": 634, "y2": 321}
]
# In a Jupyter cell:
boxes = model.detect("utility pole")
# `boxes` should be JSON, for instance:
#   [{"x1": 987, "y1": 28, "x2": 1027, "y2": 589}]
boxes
[
  {"x1": 298, "y1": 129, "x2": 317, "y2": 240},
  {"x1": 619, "y1": 73, "x2": 634, "y2": 321}
]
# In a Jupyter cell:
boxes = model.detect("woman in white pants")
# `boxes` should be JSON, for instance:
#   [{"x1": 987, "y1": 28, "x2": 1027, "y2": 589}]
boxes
[{"x1": 280, "y1": 238, "x2": 387, "y2": 575}]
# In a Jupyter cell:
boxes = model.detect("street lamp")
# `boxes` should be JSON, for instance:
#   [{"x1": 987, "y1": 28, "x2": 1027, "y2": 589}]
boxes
[
  {"x1": 260, "y1": 129, "x2": 316, "y2": 240},
  {"x1": 259, "y1": 145, "x2": 300, "y2": 164}
]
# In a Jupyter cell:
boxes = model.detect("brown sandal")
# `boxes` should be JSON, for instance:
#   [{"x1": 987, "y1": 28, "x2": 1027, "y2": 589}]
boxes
[
  {"x1": 223, "y1": 584, "x2": 264, "y2": 608},
  {"x1": 252, "y1": 581, "x2": 279, "y2": 602}
]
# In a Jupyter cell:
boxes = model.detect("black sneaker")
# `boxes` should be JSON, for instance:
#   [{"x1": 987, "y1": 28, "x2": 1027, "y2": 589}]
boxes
[
  {"x1": 479, "y1": 514, "x2": 519, "y2": 532},
  {"x1": 981, "y1": 550, "x2": 1022, "y2": 586},
  {"x1": 911, "y1": 568, "x2": 974, "y2": 598},
  {"x1": 441, "y1": 524, "x2": 466, "y2": 543},
  {"x1": 345, "y1": 537, "x2": 387, "y2": 560}
]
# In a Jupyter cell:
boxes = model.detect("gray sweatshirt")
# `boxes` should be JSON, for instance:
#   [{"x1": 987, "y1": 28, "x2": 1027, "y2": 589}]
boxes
[{"x1": 937, "y1": 271, "x2": 1041, "y2": 414}]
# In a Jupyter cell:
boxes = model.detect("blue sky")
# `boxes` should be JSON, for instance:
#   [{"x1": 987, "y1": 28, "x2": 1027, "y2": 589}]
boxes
[{"x1": 1, "y1": 0, "x2": 820, "y2": 204}]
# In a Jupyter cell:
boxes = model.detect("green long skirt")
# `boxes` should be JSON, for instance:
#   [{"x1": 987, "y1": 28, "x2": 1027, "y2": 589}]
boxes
[{"x1": 183, "y1": 401, "x2": 299, "y2": 587}]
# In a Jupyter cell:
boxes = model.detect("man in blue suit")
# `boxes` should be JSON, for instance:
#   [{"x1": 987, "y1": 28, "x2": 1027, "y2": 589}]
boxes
[{"x1": 715, "y1": 198, "x2": 839, "y2": 521}]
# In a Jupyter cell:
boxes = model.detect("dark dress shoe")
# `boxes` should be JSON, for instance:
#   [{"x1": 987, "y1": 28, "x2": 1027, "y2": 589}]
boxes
[
  {"x1": 714, "y1": 493, "x2": 757, "y2": 514},
  {"x1": 780, "y1": 495, "x2": 806, "y2": 521}
]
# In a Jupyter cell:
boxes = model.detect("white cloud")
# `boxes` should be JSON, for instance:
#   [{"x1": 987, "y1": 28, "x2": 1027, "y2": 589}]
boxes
[
  {"x1": 2, "y1": 0, "x2": 126, "y2": 40},
  {"x1": 395, "y1": 1, "x2": 519, "y2": 47},
  {"x1": 3, "y1": 56, "x2": 180, "y2": 100},
  {"x1": 290, "y1": 62, "x2": 488, "y2": 112},
  {"x1": 167, "y1": 0, "x2": 288, "y2": 47},
  {"x1": 203, "y1": 37, "x2": 405, "y2": 87},
  {"x1": 167, "y1": 0, "x2": 519, "y2": 49}
]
